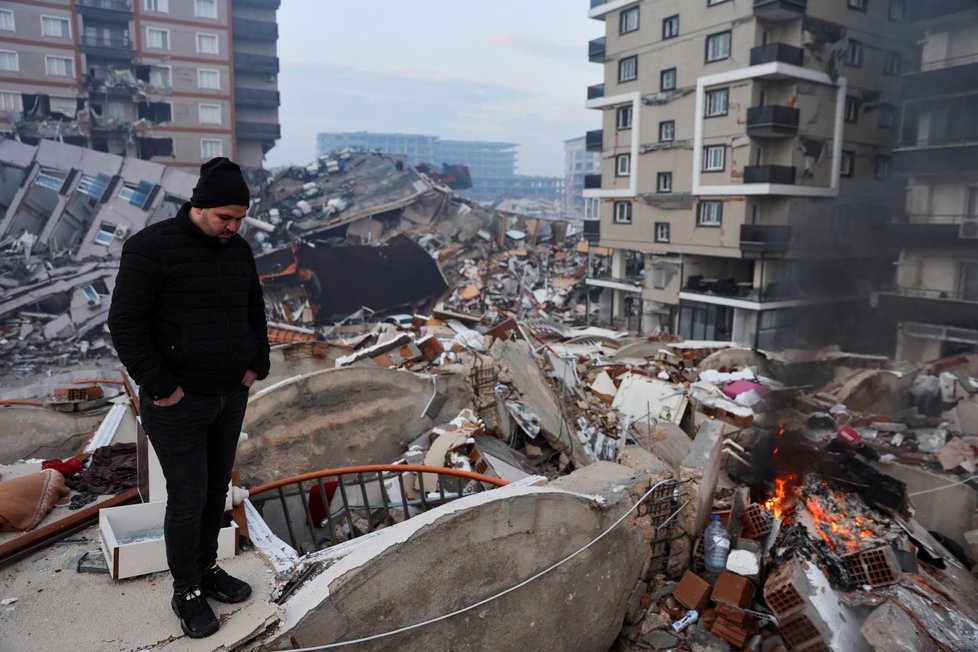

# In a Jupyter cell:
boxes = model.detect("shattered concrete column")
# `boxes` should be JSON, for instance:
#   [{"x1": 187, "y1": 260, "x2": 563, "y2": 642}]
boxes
[
  {"x1": 611, "y1": 248, "x2": 627, "y2": 325},
  {"x1": 672, "y1": 419, "x2": 724, "y2": 571}
]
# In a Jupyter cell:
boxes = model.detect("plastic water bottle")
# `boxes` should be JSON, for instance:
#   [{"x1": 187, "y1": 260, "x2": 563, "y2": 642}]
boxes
[
  {"x1": 672, "y1": 609, "x2": 699, "y2": 633},
  {"x1": 704, "y1": 514, "x2": 731, "y2": 572}
]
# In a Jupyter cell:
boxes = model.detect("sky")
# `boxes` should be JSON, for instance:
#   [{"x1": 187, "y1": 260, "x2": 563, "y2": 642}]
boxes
[{"x1": 264, "y1": 1, "x2": 603, "y2": 177}]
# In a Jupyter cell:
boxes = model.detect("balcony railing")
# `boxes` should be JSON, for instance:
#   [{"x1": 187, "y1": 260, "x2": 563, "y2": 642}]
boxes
[
  {"x1": 589, "y1": 37, "x2": 606, "y2": 63},
  {"x1": 585, "y1": 129, "x2": 603, "y2": 153},
  {"x1": 234, "y1": 87, "x2": 280, "y2": 107},
  {"x1": 77, "y1": 0, "x2": 133, "y2": 21},
  {"x1": 232, "y1": 18, "x2": 279, "y2": 41},
  {"x1": 587, "y1": 83, "x2": 605, "y2": 101},
  {"x1": 744, "y1": 165, "x2": 796, "y2": 185},
  {"x1": 79, "y1": 35, "x2": 135, "y2": 60},
  {"x1": 746, "y1": 105, "x2": 800, "y2": 138},
  {"x1": 752, "y1": 0, "x2": 806, "y2": 21},
  {"x1": 233, "y1": 52, "x2": 279, "y2": 75},
  {"x1": 893, "y1": 213, "x2": 975, "y2": 225},
  {"x1": 749, "y1": 43, "x2": 804, "y2": 67},
  {"x1": 584, "y1": 173, "x2": 601, "y2": 189},
  {"x1": 878, "y1": 285, "x2": 978, "y2": 304},
  {"x1": 740, "y1": 224, "x2": 792, "y2": 254},
  {"x1": 236, "y1": 121, "x2": 281, "y2": 140},
  {"x1": 232, "y1": 0, "x2": 281, "y2": 8},
  {"x1": 894, "y1": 142, "x2": 978, "y2": 175}
]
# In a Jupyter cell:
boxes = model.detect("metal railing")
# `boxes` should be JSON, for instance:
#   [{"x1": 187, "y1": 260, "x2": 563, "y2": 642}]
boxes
[
  {"x1": 879, "y1": 285, "x2": 978, "y2": 303},
  {"x1": 893, "y1": 213, "x2": 975, "y2": 225},
  {"x1": 247, "y1": 465, "x2": 509, "y2": 553},
  {"x1": 77, "y1": 0, "x2": 131, "y2": 10}
]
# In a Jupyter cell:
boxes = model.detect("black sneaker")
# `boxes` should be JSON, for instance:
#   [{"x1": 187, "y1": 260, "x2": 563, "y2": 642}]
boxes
[
  {"x1": 171, "y1": 587, "x2": 220, "y2": 639},
  {"x1": 200, "y1": 564, "x2": 252, "y2": 603}
]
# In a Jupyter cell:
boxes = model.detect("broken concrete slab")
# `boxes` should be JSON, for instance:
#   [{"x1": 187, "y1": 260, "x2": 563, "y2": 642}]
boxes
[
  {"x1": 861, "y1": 601, "x2": 937, "y2": 652},
  {"x1": 629, "y1": 419, "x2": 692, "y2": 472},
  {"x1": 612, "y1": 373, "x2": 688, "y2": 426}
]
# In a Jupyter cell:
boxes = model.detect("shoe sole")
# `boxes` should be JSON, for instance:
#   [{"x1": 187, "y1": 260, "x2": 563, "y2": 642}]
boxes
[
  {"x1": 201, "y1": 585, "x2": 252, "y2": 604},
  {"x1": 171, "y1": 600, "x2": 220, "y2": 638}
]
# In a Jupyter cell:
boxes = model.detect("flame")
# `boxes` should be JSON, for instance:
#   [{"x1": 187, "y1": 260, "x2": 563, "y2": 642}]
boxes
[
  {"x1": 764, "y1": 474, "x2": 795, "y2": 519},
  {"x1": 803, "y1": 485, "x2": 874, "y2": 552}
]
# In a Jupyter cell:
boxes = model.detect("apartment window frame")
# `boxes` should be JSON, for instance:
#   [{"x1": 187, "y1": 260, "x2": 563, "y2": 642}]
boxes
[
  {"x1": 840, "y1": 150, "x2": 855, "y2": 177},
  {"x1": 0, "y1": 50, "x2": 18, "y2": 73},
  {"x1": 698, "y1": 200, "x2": 723, "y2": 227},
  {"x1": 614, "y1": 200, "x2": 632, "y2": 224},
  {"x1": 195, "y1": 0, "x2": 218, "y2": 19},
  {"x1": 845, "y1": 39, "x2": 863, "y2": 68},
  {"x1": 708, "y1": 0, "x2": 732, "y2": 5},
  {"x1": 0, "y1": 9, "x2": 14, "y2": 32},
  {"x1": 848, "y1": 0, "x2": 867, "y2": 11},
  {"x1": 616, "y1": 104, "x2": 633, "y2": 131},
  {"x1": 660, "y1": 67, "x2": 677, "y2": 91},
  {"x1": 616, "y1": 153, "x2": 631, "y2": 177},
  {"x1": 705, "y1": 88, "x2": 729, "y2": 117},
  {"x1": 662, "y1": 15, "x2": 679, "y2": 40},
  {"x1": 40, "y1": 15, "x2": 71, "y2": 40},
  {"x1": 197, "y1": 67, "x2": 220, "y2": 91},
  {"x1": 878, "y1": 104, "x2": 896, "y2": 129},
  {"x1": 0, "y1": 90, "x2": 21, "y2": 112},
  {"x1": 874, "y1": 155, "x2": 891, "y2": 180},
  {"x1": 883, "y1": 50, "x2": 901, "y2": 76},
  {"x1": 146, "y1": 27, "x2": 170, "y2": 50},
  {"x1": 144, "y1": 0, "x2": 169, "y2": 12},
  {"x1": 45, "y1": 55, "x2": 74, "y2": 77},
  {"x1": 659, "y1": 120, "x2": 675, "y2": 143},
  {"x1": 150, "y1": 64, "x2": 172, "y2": 90},
  {"x1": 844, "y1": 96, "x2": 860, "y2": 123},
  {"x1": 618, "y1": 55, "x2": 638, "y2": 83},
  {"x1": 657, "y1": 172, "x2": 673, "y2": 193},
  {"x1": 619, "y1": 7, "x2": 639, "y2": 34},
  {"x1": 196, "y1": 32, "x2": 219, "y2": 56},
  {"x1": 198, "y1": 103, "x2": 222, "y2": 125},
  {"x1": 888, "y1": 0, "x2": 906, "y2": 21},
  {"x1": 201, "y1": 138, "x2": 223, "y2": 159},
  {"x1": 702, "y1": 145, "x2": 726, "y2": 172},
  {"x1": 705, "y1": 31, "x2": 732, "y2": 63},
  {"x1": 655, "y1": 222, "x2": 671, "y2": 243},
  {"x1": 584, "y1": 197, "x2": 600, "y2": 221}
]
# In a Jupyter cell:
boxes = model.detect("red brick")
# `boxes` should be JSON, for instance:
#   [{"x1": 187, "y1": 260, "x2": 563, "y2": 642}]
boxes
[
  {"x1": 710, "y1": 616, "x2": 752, "y2": 648},
  {"x1": 712, "y1": 571, "x2": 756, "y2": 608},
  {"x1": 715, "y1": 601, "x2": 752, "y2": 628},
  {"x1": 673, "y1": 570, "x2": 712, "y2": 611}
]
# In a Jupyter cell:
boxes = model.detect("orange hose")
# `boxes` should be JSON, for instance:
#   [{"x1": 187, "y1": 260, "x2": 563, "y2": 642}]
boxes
[
  {"x1": 0, "y1": 400, "x2": 45, "y2": 407},
  {"x1": 248, "y1": 464, "x2": 509, "y2": 497}
]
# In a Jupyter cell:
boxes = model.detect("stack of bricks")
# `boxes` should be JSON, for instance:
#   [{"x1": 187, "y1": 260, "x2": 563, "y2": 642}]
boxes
[
  {"x1": 842, "y1": 546, "x2": 902, "y2": 588},
  {"x1": 709, "y1": 571, "x2": 758, "y2": 648},
  {"x1": 740, "y1": 503, "x2": 773, "y2": 540},
  {"x1": 763, "y1": 559, "x2": 832, "y2": 651}
]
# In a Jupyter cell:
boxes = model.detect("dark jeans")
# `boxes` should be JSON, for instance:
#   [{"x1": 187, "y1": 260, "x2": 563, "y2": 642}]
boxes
[{"x1": 140, "y1": 385, "x2": 248, "y2": 593}]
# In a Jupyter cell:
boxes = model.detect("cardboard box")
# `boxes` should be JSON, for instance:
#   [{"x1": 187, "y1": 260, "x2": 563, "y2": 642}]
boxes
[{"x1": 99, "y1": 501, "x2": 237, "y2": 580}]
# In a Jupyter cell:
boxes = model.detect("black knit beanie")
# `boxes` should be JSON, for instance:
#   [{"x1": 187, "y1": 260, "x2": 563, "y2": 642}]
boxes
[{"x1": 191, "y1": 157, "x2": 250, "y2": 208}]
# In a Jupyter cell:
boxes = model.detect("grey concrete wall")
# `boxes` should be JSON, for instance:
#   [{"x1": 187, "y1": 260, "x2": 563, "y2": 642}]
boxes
[{"x1": 0, "y1": 406, "x2": 108, "y2": 464}]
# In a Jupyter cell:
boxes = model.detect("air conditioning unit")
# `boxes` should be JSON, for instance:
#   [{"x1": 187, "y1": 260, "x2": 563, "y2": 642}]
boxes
[
  {"x1": 960, "y1": 218, "x2": 978, "y2": 240},
  {"x1": 114, "y1": 225, "x2": 130, "y2": 239}
]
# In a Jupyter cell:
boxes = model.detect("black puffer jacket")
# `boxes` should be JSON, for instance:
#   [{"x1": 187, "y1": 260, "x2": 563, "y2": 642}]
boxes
[{"x1": 108, "y1": 203, "x2": 270, "y2": 400}]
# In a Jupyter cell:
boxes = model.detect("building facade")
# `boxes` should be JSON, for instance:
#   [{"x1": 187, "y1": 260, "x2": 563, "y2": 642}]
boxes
[
  {"x1": 564, "y1": 135, "x2": 601, "y2": 221},
  {"x1": 584, "y1": 0, "x2": 915, "y2": 349},
  {"x1": 0, "y1": 0, "x2": 280, "y2": 169}
]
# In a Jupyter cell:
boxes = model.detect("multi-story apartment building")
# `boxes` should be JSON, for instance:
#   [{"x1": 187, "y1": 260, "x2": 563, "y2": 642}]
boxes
[
  {"x1": 583, "y1": 0, "x2": 915, "y2": 350},
  {"x1": 564, "y1": 135, "x2": 601, "y2": 220},
  {"x1": 877, "y1": 0, "x2": 978, "y2": 361},
  {"x1": 0, "y1": 0, "x2": 280, "y2": 169}
]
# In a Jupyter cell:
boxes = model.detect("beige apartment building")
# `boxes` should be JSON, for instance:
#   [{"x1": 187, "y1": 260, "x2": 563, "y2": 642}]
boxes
[
  {"x1": 0, "y1": 0, "x2": 279, "y2": 169},
  {"x1": 583, "y1": 0, "x2": 915, "y2": 349}
]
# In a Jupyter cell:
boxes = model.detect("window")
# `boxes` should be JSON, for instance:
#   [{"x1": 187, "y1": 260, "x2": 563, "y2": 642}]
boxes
[
  {"x1": 616, "y1": 154, "x2": 631, "y2": 177},
  {"x1": 706, "y1": 31, "x2": 731, "y2": 62},
  {"x1": 848, "y1": 0, "x2": 867, "y2": 10},
  {"x1": 41, "y1": 16, "x2": 70, "y2": 39},
  {"x1": 150, "y1": 65, "x2": 171, "y2": 90},
  {"x1": 196, "y1": 33, "x2": 219, "y2": 55},
  {"x1": 874, "y1": 155, "x2": 891, "y2": 179},
  {"x1": 708, "y1": 0, "x2": 731, "y2": 5},
  {"x1": 45, "y1": 56, "x2": 73, "y2": 77},
  {"x1": 662, "y1": 15, "x2": 679, "y2": 40},
  {"x1": 0, "y1": 9, "x2": 13, "y2": 31},
  {"x1": 585, "y1": 198, "x2": 600, "y2": 220},
  {"x1": 659, "y1": 120, "x2": 675, "y2": 143},
  {"x1": 198, "y1": 68, "x2": 220, "y2": 90},
  {"x1": 199, "y1": 103, "x2": 221, "y2": 125},
  {"x1": 145, "y1": 0, "x2": 168, "y2": 12},
  {"x1": 618, "y1": 56, "x2": 637, "y2": 83},
  {"x1": 94, "y1": 224, "x2": 116, "y2": 246},
  {"x1": 34, "y1": 169, "x2": 66, "y2": 192},
  {"x1": 705, "y1": 88, "x2": 729, "y2": 117},
  {"x1": 883, "y1": 50, "x2": 901, "y2": 76},
  {"x1": 655, "y1": 222, "x2": 670, "y2": 243},
  {"x1": 201, "y1": 138, "x2": 223, "y2": 159},
  {"x1": 77, "y1": 174, "x2": 111, "y2": 200},
  {"x1": 616, "y1": 105, "x2": 632, "y2": 130},
  {"x1": 657, "y1": 172, "x2": 673, "y2": 193},
  {"x1": 703, "y1": 145, "x2": 725, "y2": 171},
  {"x1": 614, "y1": 201, "x2": 632, "y2": 224},
  {"x1": 878, "y1": 104, "x2": 896, "y2": 129},
  {"x1": 195, "y1": 0, "x2": 217, "y2": 19},
  {"x1": 0, "y1": 91, "x2": 20, "y2": 111},
  {"x1": 844, "y1": 96, "x2": 859, "y2": 123},
  {"x1": 845, "y1": 39, "x2": 863, "y2": 67},
  {"x1": 968, "y1": 187, "x2": 978, "y2": 218},
  {"x1": 0, "y1": 50, "x2": 18, "y2": 72},
  {"x1": 146, "y1": 27, "x2": 169, "y2": 50},
  {"x1": 619, "y1": 7, "x2": 639, "y2": 34},
  {"x1": 888, "y1": 0, "x2": 906, "y2": 21},
  {"x1": 840, "y1": 150, "x2": 854, "y2": 177},
  {"x1": 698, "y1": 200, "x2": 723, "y2": 226},
  {"x1": 660, "y1": 68, "x2": 676, "y2": 91}
]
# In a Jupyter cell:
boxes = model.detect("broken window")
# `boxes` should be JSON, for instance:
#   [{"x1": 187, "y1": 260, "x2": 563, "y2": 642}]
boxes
[
  {"x1": 614, "y1": 201, "x2": 632, "y2": 224},
  {"x1": 705, "y1": 88, "x2": 729, "y2": 117},
  {"x1": 706, "y1": 31, "x2": 731, "y2": 62},
  {"x1": 0, "y1": 50, "x2": 19, "y2": 72},
  {"x1": 618, "y1": 55, "x2": 637, "y2": 83},
  {"x1": 657, "y1": 172, "x2": 673, "y2": 193},
  {"x1": 76, "y1": 173, "x2": 112, "y2": 201},
  {"x1": 137, "y1": 101, "x2": 171, "y2": 123},
  {"x1": 619, "y1": 7, "x2": 639, "y2": 34},
  {"x1": 703, "y1": 145, "x2": 725, "y2": 172},
  {"x1": 659, "y1": 120, "x2": 675, "y2": 143},
  {"x1": 616, "y1": 153, "x2": 631, "y2": 177},
  {"x1": 662, "y1": 15, "x2": 679, "y2": 40},
  {"x1": 655, "y1": 222, "x2": 670, "y2": 243},
  {"x1": 119, "y1": 180, "x2": 157, "y2": 208},
  {"x1": 41, "y1": 16, "x2": 71, "y2": 39},
  {"x1": 616, "y1": 105, "x2": 632, "y2": 130},
  {"x1": 661, "y1": 67, "x2": 676, "y2": 91},
  {"x1": 698, "y1": 200, "x2": 723, "y2": 226},
  {"x1": 94, "y1": 223, "x2": 116, "y2": 246},
  {"x1": 34, "y1": 168, "x2": 68, "y2": 193},
  {"x1": 150, "y1": 66, "x2": 171, "y2": 90}
]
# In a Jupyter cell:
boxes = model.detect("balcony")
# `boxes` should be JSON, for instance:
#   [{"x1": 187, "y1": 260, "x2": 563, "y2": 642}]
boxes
[
  {"x1": 589, "y1": 37, "x2": 606, "y2": 63},
  {"x1": 876, "y1": 286, "x2": 978, "y2": 331},
  {"x1": 232, "y1": 0, "x2": 281, "y2": 8},
  {"x1": 894, "y1": 142, "x2": 978, "y2": 175},
  {"x1": 746, "y1": 106, "x2": 799, "y2": 138},
  {"x1": 233, "y1": 52, "x2": 280, "y2": 75},
  {"x1": 583, "y1": 219, "x2": 600, "y2": 243},
  {"x1": 77, "y1": 0, "x2": 133, "y2": 21},
  {"x1": 585, "y1": 129, "x2": 603, "y2": 153},
  {"x1": 752, "y1": 0, "x2": 806, "y2": 21},
  {"x1": 236, "y1": 121, "x2": 281, "y2": 140},
  {"x1": 232, "y1": 18, "x2": 279, "y2": 41},
  {"x1": 234, "y1": 87, "x2": 280, "y2": 107},
  {"x1": 79, "y1": 34, "x2": 135, "y2": 61},
  {"x1": 584, "y1": 174, "x2": 601, "y2": 189},
  {"x1": 739, "y1": 224, "x2": 792, "y2": 257},
  {"x1": 744, "y1": 165, "x2": 796, "y2": 185},
  {"x1": 587, "y1": 83, "x2": 605, "y2": 101},
  {"x1": 903, "y1": 58, "x2": 978, "y2": 99},
  {"x1": 749, "y1": 43, "x2": 804, "y2": 67}
]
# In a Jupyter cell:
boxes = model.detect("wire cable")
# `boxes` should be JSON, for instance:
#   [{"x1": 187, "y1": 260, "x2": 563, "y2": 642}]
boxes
[
  {"x1": 908, "y1": 474, "x2": 978, "y2": 497},
  {"x1": 282, "y1": 478, "x2": 674, "y2": 651}
]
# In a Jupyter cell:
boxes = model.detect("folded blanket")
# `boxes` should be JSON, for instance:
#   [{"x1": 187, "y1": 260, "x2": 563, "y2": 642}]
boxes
[{"x1": 0, "y1": 469, "x2": 69, "y2": 531}]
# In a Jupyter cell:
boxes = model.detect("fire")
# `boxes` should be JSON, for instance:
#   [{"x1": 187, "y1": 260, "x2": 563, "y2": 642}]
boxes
[
  {"x1": 763, "y1": 474, "x2": 795, "y2": 519},
  {"x1": 803, "y1": 483, "x2": 874, "y2": 553}
]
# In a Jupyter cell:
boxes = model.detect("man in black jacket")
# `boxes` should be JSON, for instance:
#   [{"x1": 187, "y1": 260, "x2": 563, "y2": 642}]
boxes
[{"x1": 108, "y1": 157, "x2": 270, "y2": 639}]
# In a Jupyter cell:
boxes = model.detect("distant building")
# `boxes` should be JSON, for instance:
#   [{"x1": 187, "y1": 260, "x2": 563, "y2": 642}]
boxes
[
  {"x1": 316, "y1": 131, "x2": 562, "y2": 204},
  {"x1": 0, "y1": 0, "x2": 281, "y2": 169},
  {"x1": 563, "y1": 136, "x2": 600, "y2": 220}
]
